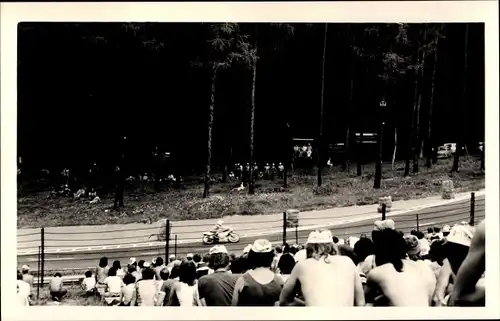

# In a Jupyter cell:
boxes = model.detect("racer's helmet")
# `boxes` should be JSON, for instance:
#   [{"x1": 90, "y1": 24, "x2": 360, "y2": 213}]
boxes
[{"x1": 217, "y1": 220, "x2": 224, "y2": 227}]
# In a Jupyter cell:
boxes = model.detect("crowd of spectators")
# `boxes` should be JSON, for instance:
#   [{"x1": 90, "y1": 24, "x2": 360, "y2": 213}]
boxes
[{"x1": 17, "y1": 219, "x2": 485, "y2": 307}]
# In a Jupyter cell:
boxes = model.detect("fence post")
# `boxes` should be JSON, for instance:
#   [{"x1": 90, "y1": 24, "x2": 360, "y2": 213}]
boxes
[
  {"x1": 470, "y1": 192, "x2": 475, "y2": 226},
  {"x1": 40, "y1": 227, "x2": 45, "y2": 287},
  {"x1": 165, "y1": 220, "x2": 170, "y2": 262},
  {"x1": 381, "y1": 204, "x2": 386, "y2": 220},
  {"x1": 174, "y1": 235, "x2": 178, "y2": 258},
  {"x1": 283, "y1": 212, "x2": 287, "y2": 245},
  {"x1": 416, "y1": 214, "x2": 420, "y2": 232},
  {"x1": 295, "y1": 225, "x2": 298, "y2": 245},
  {"x1": 37, "y1": 245, "x2": 41, "y2": 300}
]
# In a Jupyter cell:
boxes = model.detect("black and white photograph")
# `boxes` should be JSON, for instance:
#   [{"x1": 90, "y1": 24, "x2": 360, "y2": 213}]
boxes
[{"x1": 1, "y1": 2, "x2": 499, "y2": 319}]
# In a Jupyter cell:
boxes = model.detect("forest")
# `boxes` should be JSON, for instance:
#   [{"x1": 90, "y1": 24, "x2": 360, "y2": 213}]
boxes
[{"x1": 17, "y1": 23, "x2": 485, "y2": 197}]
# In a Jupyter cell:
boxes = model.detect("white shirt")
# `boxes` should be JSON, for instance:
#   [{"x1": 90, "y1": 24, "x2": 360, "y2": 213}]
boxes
[
  {"x1": 104, "y1": 276, "x2": 124, "y2": 293},
  {"x1": 17, "y1": 280, "x2": 30, "y2": 299},
  {"x1": 177, "y1": 283, "x2": 194, "y2": 306},
  {"x1": 82, "y1": 277, "x2": 96, "y2": 291},
  {"x1": 418, "y1": 238, "x2": 430, "y2": 256}
]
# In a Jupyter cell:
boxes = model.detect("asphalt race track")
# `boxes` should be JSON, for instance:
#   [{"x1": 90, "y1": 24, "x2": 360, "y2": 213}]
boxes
[{"x1": 17, "y1": 195, "x2": 484, "y2": 273}]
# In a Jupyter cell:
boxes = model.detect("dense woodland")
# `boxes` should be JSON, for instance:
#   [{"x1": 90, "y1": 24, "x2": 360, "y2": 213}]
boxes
[{"x1": 18, "y1": 23, "x2": 484, "y2": 196}]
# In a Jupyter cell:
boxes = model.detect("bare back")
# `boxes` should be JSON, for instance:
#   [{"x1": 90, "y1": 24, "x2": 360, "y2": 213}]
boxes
[
  {"x1": 297, "y1": 255, "x2": 358, "y2": 306},
  {"x1": 368, "y1": 260, "x2": 435, "y2": 306}
]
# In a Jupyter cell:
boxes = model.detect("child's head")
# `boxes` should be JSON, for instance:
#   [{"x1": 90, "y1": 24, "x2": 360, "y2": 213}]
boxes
[
  {"x1": 123, "y1": 273, "x2": 136, "y2": 285},
  {"x1": 85, "y1": 270, "x2": 92, "y2": 278},
  {"x1": 108, "y1": 267, "x2": 117, "y2": 277},
  {"x1": 54, "y1": 272, "x2": 62, "y2": 278}
]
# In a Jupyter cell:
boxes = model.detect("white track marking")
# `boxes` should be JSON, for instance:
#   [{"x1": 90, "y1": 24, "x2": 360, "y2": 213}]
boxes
[{"x1": 16, "y1": 193, "x2": 484, "y2": 255}]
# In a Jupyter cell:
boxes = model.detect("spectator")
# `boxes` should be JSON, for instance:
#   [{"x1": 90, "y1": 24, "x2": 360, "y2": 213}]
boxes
[
  {"x1": 169, "y1": 261, "x2": 197, "y2": 306},
  {"x1": 193, "y1": 253, "x2": 202, "y2": 268},
  {"x1": 278, "y1": 243, "x2": 295, "y2": 274},
  {"x1": 365, "y1": 229, "x2": 435, "y2": 306},
  {"x1": 49, "y1": 273, "x2": 67, "y2": 302},
  {"x1": 137, "y1": 260, "x2": 146, "y2": 273},
  {"x1": 129, "y1": 264, "x2": 142, "y2": 282},
  {"x1": 271, "y1": 245, "x2": 283, "y2": 272},
  {"x1": 196, "y1": 254, "x2": 211, "y2": 279},
  {"x1": 186, "y1": 253, "x2": 194, "y2": 262},
  {"x1": 332, "y1": 236, "x2": 339, "y2": 244},
  {"x1": 131, "y1": 267, "x2": 158, "y2": 306},
  {"x1": 361, "y1": 219, "x2": 396, "y2": 276},
  {"x1": 230, "y1": 255, "x2": 248, "y2": 274},
  {"x1": 416, "y1": 231, "x2": 430, "y2": 258},
  {"x1": 166, "y1": 255, "x2": 176, "y2": 273},
  {"x1": 120, "y1": 273, "x2": 136, "y2": 306},
  {"x1": 232, "y1": 239, "x2": 283, "y2": 306},
  {"x1": 96, "y1": 257, "x2": 109, "y2": 294},
  {"x1": 82, "y1": 270, "x2": 97, "y2": 296},
  {"x1": 154, "y1": 257, "x2": 165, "y2": 280},
  {"x1": 159, "y1": 268, "x2": 175, "y2": 306},
  {"x1": 433, "y1": 226, "x2": 443, "y2": 239},
  {"x1": 353, "y1": 237, "x2": 375, "y2": 286},
  {"x1": 21, "y1": 265, "x2": 34, "y2": 290},
  {"x1": 103, "y1": 267, "x2": 124, "y2": 305},
  {"x1": 17, "y1": 270, "x2": 30, "y2": 306},
  {"x1": 446, "y1": 222, "x2": 485, "y2": 306},
  {"x1": 290, "y1": 245, "x2": 299, "y2": 256},
  {"x1": 113, "y1": 260, "x2": 126, "y2": 279},
  {"x1": 404, "y1": 235, "x2": 422, "y2": 261},
  {"x1": 278, "y1": 256, "x2": 295, "y2": 282},
  {"x1": 426, "y1": 227, "x2": 434, "y2": 240},
  {"x1": 196, "y1": 245, "x2": 239, "y2": 306},
  {"x1": 279, "y1": 230, "x2": 364, "y2": 307}
]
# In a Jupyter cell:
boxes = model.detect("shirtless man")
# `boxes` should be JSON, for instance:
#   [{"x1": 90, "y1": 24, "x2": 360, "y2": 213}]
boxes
[
  {"x1": 278, "y1": 230, "x2": 365, "y2": 307},
  {"x1": 365, "y1": 229, "x2": 436, "y2": 306},
  {"x1": 447, "y1": 220, "x2": 485, "y2": 306}
]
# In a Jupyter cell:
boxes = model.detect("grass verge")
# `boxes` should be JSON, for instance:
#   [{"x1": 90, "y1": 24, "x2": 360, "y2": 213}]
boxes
[{"x1": 18, "y1": 158, "x2": 484, "y2": 228}]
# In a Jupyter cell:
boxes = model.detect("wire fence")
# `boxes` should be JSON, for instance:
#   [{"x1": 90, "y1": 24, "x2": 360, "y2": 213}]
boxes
[{"x1": 18, "y1": 192, "x2": 484, "y2": 299}]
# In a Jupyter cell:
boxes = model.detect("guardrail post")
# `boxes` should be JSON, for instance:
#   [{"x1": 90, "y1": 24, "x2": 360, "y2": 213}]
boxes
[
  {"x1": 174, "y1": 234, "x2": 178, "y2": 258},
  {"x1": 416, "y1": 214, "x2": 420, "y2": 232},
  {"x1": 470, "y1": 192, "x2": 475, "y2": 226},
  {"x1": 37, "y1": 245, "x2": 41, "y2": 300},
  {"x1": 283, "y1": 212, "x2": 287, "y2": 245},
  {"x1": 165, "y1": 220, "x2": 170, "y2": 262},
  {"x1": 40, "y1": 227, "x2": 45, "y2": 287},
  {"x1": 295, "y1": 225, "x2": 298, "y2": 245},
  {"x1": 381, "y1": 204, "x2": 386, "y2": 220}
]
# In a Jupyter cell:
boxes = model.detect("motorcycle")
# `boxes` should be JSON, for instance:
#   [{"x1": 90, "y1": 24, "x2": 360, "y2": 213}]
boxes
[{"x1": 202, "y1": 227, "x2": 240, "y2": 245}]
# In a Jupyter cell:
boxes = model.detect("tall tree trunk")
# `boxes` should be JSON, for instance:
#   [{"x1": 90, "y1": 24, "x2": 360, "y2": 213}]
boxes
[
  {"x1": 374, "y1": 92, "x2": 386, "y2": 189},
  {"x1": 203, "y1": 71, "x2": 217, "y2": 198},
  {"x1": 426, "y1": 40, "x2": 439, "y2": 168},
  {"x1": 345, "y1": 25, "x2": 354, "y2": 171},
  {"x1": 283, "y1": 122, "x2": 290, "y2": 188},
  {"x1": 412, "y1": 80, "x2": 422, "y2": 173},
  {"x1": 317, "y1": 23, "x2": 327, "y2": 187},
  {"x1": 154, "y1": 145, "x2": 162, "y2": 192},
  {"x1": 452, "y1": 24, "x2": 469, "y2": 173},
  {"x1": 249, "y1": 42, "x2": 258, "y2": 195},
  {"x1": 392, "y1": 127, "x2": 398, "y2": 170}
]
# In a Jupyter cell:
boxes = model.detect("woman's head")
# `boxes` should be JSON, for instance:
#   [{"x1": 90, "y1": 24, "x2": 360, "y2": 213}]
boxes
[
  {"x1": 108, "y1": 267, "x2": 117, "y2": 277},
  {"x1": 160, "y1": 268, "x2": 170, "y2": 281},
  {"x1": 373, "y1": 229, "x2": 407, "y2": 272},
  {"x1": 179, "y1": 261, "x2": 197, "y2": 286},
  {"x1": 306, "y1": 230, "x2": 337, "y2": 262},
  {"x1": 141, "y1": 267, "x2": 155, "y2": 280},
  {"x1": 353, "y1": 237, "x2": 375, "y2": 263},
  {"x1": 112, "y1": 260, "x2": 121, "y2": 270},
  {"x1": 99, "y1": 257, "x2": 108, "y2": 268},
  {"x1": 247, "y1": 239, "x2": 275, "y2": 269}
]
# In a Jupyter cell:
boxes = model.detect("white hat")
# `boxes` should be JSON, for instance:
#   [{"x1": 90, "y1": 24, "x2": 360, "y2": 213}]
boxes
[
  {"x1": 446, "y1": 224, "x2": 475, "y2": 247},
  {"x1": 129, "y1": 257, "x2": 137, "y2": 265},
  {"x1": 169, "y1": 254, "x2": 176, "y2": 260},
  {"x1": 209, "y1": 245, "x2": 228, "y2": 255},
  {"x1": 251, "y1": 239, "x2": 273, "y2": 253},
  {"x1": 242, "y1": 244, "x2": 252, "y2": 254},
  {"x1": 373, "y1": 219, "x2": 395, "y2": 231},
  {"x1": 143, "y1": 261, "x2": 151, "y2": 268},
  {"x1": 151, "y1": 257, "x2": 157, "y2": 265},
  {"x1": 294, "y1": 249, "x2": 307, "y2": 262},
  {"x1": 21, "y1": 265, "x2": 30, "y2": 272},
  {"x1": 307, "y1": 230, "x2": 333, "y2": 244},
  {"x1": 187, "y1": 253, "x2": 194, "y2": 258},
  {"x1": 442, "y1": 225, "x2": 451, "y2": 233}
]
